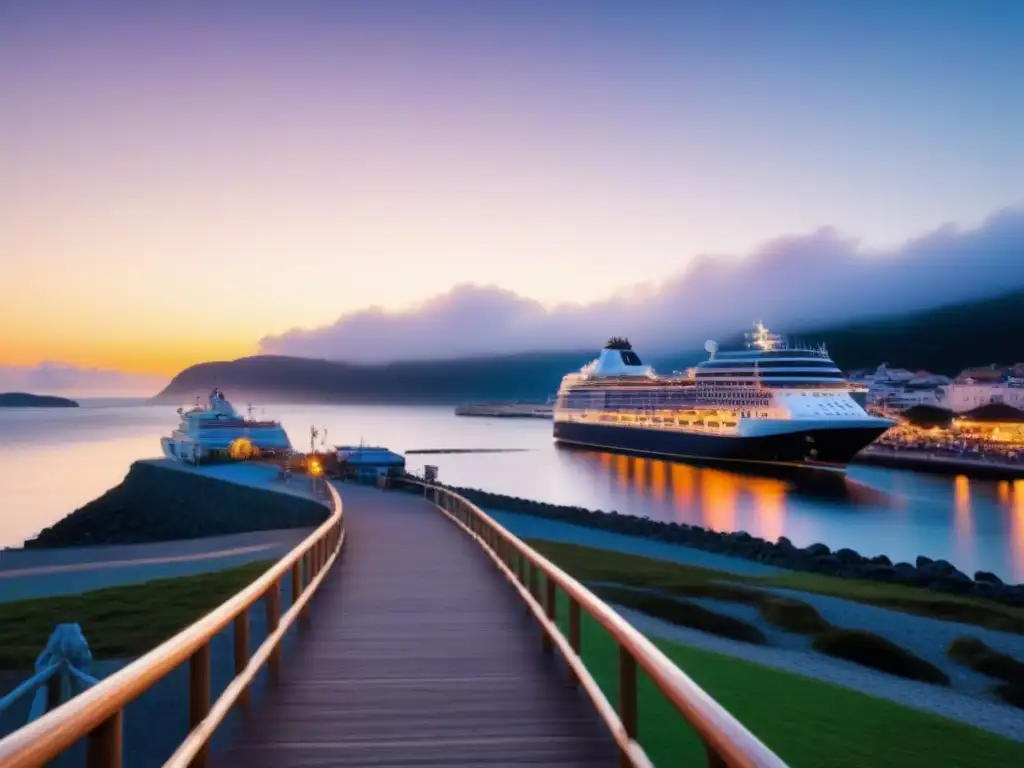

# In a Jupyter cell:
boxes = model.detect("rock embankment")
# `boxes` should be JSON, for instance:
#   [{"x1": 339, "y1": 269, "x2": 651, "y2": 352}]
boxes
[
  {"x1": 413, "y1": 483, "x2": 1024, "y2": 609},
  {"x1": 24, "y1": 462, "x2": 329, "y2": 548}
]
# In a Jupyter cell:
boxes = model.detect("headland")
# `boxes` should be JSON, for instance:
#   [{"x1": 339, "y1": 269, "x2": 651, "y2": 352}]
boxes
[{"x1": 0, "y1": 393, "x2": 78, "y2": 408}]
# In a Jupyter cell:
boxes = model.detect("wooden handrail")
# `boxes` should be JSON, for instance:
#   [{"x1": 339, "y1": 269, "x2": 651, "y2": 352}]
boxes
[
  {"x1": 0, "y1": 480, "x2": 345, "y2": 768},
  {"x1": 404, "y1": 480, "x2": 788, "y2": 768}
]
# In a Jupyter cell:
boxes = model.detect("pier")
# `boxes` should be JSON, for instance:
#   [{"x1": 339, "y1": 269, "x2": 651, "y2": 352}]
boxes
[
  {"x1": 454, "y1": 401, "x2": 554, "y2": 418},
  {"x1": 0, "y1": 478, "x2": 786, "y2": 767}
]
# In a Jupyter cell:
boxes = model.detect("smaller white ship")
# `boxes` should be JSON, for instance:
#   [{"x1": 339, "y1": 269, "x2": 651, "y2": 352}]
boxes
[{"x1": 161, "y1": 389, "x2": 293, "y2": 464}]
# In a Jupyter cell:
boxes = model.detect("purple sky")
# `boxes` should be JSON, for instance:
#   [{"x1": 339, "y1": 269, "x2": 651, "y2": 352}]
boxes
[{"x1": 1, "y1": 1, "x2": 1022, "y2": 388}]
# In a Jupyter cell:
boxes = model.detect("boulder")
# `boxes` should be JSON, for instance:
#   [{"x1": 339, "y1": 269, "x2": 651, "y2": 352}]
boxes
[
  {"x1": 974, "y1": 570, "x2": 1004, "y2": 586},
  {"x1": 834, "y1": 548, "x2": 864, "y2": 565}
]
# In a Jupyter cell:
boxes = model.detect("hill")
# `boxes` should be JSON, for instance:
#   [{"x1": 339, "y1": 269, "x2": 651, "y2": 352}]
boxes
[
  {"x1": 153, "y1": 290, "x2": 1024, "y2": 405},
  {"x1": 0, "y1": 393, "x2": 79, "y2": 408}
]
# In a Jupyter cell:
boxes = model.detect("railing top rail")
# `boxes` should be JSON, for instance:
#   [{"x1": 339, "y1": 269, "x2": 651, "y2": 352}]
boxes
[
  {"x1": 412, "y1": 480, "x2": 787, "y2": 768},
  {"x1": 0, "y1": 483, "x2": 343, "y2": 767}
]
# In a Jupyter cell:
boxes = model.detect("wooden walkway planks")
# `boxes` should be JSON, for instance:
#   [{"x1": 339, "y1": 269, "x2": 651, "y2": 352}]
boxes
[{"x1": 215, "y1": 483, "x2": 618, "y2": 767}]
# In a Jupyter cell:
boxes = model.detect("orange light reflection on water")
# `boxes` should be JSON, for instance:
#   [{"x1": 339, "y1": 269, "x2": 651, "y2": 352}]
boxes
[
  {"x1": 748, "y1": 477, "x2": 788, "y2": 543},
  {"x1": 650, "y1": 460, "x2": 667, "y2": 503},
  {"x1": 700, "y1": 468, "x2": 738, "y2": 533},
  {"x1": 633, "y1": 457, "x2": 647, "y2": 497},
  {"x1": 953, "y1": 475, "x2": 974, "y2": 567},
  {"x1": 1013, "y1": 480, "x2": 1024, "y2": 581},
  {"x1": 670, "y1": 463, "x2": 697, "y2": 509}
]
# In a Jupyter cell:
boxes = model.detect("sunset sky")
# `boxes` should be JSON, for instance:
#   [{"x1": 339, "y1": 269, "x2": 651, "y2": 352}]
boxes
[{"x1": 2, "y1": 1, "x2": 1023, "y2": 390}]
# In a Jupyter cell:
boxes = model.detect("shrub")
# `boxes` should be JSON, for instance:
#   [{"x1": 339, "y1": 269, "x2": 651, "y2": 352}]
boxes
[
  {"x1": 996, "y1": 683, "x2": 1024, "y2": 709},
  {"x1": 759, "y1": 597, "x2": 831, "y2": 634},
  {"x1": 813, "y1": 629, "x2": 950, "y2": 685},
  {"x1": 597, "y1": 586, "x2": 767, "y2": 645},
  {"x1": 947, "y1": 635, "x2": 1024, "y2": 685}
]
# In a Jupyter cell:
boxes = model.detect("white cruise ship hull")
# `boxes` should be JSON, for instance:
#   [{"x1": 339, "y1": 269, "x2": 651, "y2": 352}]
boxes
[{"x1": 552, "y1": 419, "x2": 890, "y2": 468}]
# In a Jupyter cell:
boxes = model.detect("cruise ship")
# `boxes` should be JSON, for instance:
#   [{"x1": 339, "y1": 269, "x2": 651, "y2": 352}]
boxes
[
  {"x1": 553, "y1": 323, "x2": 896, "y2": 469},
  {"x1": 161, "y1": 389, "x2": 294, "y2": 464}
]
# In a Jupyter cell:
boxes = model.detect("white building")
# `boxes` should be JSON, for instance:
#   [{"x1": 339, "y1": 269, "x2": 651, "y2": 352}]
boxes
[
  {"x1": 943, "y1": 380, "x2": 1024, "y2": 413},
  {"x1": 865, "y1": 364, "x2": 949, "y2": 412}
]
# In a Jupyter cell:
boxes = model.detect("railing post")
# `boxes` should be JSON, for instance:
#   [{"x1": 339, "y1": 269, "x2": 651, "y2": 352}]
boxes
[
  {"x1": 568, "y1": 597, "x2": 581, "y2": 685},
  {"x1": 188, "y1": 643, "x2": 211, "y2": 768},
  {"x1": 266, "y1": 582, "x2": 281, "y2": 683},
  {"x1": 529, "y1": 562, "x2": 538, "y2": 602},
  {"x1": 618, "y1": 645, "x2": 638, "y2": 768},
  {"x1": 705, "y1": 743, "x2": 729, "y2": 768},
  {"x1": 543, "y1": 575, "x2": 556, "y2": 652},
  {"x1": 234, "y1": 611, "x2": 249, "y2": 706},
  {"x1": 292, "y1": 560, "x2": 302, "y2": 607},
  {"x1": 86, "y1": 710, "x2": 123, "y2": 768}
]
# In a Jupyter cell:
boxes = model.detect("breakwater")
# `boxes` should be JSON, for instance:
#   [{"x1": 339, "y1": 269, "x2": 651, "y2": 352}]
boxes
[
  {"x1": 855, "y1": 446, "x2": 1024, "y2": 480},
  {"x1": 399, "y1": 481, "x2": 1024, "y2": 609},
  {"x1": 23, "y1": 462, "x2": 329, "y2": 548}
]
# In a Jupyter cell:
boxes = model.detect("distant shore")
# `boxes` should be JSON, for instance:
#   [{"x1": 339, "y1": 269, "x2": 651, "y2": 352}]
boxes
[
  {"x1": 0, "y1": 392, "x2": 78, "y2": 408},
  {"x1": 853, "y1": 446, "x2": 1024, "y2": 480}
]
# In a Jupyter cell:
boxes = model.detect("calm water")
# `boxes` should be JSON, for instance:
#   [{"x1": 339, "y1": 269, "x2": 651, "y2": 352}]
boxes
[{"x1": 1, "y1": 401, "x2": 1023, "y2": 581}]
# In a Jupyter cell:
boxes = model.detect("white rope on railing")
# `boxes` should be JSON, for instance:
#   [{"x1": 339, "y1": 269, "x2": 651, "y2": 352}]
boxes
[{"x1": 0, "y1": 624, "x2": 98, "y2": 723}]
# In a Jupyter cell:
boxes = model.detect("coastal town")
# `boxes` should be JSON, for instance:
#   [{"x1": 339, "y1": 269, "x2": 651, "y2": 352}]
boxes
[{"x1": 855, "y1": 361, "x2": 1024, "y2": 469}]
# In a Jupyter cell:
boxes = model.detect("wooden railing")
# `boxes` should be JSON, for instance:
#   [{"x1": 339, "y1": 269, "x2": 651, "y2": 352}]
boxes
[
  {"x1": 403, "y1": 479, "x2": 789, "y2": 768},
  {"x1": 0, "y1": 481, "x2": 345, "y2": 768}
]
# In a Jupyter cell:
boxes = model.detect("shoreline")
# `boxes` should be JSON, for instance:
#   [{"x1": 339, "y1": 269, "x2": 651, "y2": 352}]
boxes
[
  {"x1": 853, "y1": 446, "x2": 1024, "y2": 480},
  {"x1": 402, "y1": 480, "x2": 1024, "y2": 608}
]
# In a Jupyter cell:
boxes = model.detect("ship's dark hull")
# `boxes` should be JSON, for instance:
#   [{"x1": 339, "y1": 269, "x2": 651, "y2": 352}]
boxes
[{"x1": 552, "y1": 420, "x2": 888, "y2": 469}]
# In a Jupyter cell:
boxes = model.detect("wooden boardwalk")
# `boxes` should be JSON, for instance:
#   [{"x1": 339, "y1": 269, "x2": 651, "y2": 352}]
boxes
[{"x1": 216, "y1": 483, "x2": 618, "y2": 766}]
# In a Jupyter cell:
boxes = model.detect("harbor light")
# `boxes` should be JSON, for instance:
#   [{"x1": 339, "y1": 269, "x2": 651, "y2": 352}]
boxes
[{"x1": 308, "y1": 458, "x2": 323, "y2": 477}]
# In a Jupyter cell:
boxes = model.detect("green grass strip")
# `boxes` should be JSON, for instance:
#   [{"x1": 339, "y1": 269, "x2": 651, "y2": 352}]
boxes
[
  {"x1": 547, "y1": 583, "x2": 1024, "y2": 767},
  {"x1": 0, "y1": 560, "x2": 275, "y2": 669}
]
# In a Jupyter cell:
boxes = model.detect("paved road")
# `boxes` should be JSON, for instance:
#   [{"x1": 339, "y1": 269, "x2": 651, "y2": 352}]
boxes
[{"x1": 0, "y1": 528, "x2": 312, "y2": 602}]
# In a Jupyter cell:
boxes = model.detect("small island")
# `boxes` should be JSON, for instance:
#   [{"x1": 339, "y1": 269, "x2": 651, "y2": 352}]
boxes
[{"x1": 0, "y1": 392, "x2": 80, "y2": 408}]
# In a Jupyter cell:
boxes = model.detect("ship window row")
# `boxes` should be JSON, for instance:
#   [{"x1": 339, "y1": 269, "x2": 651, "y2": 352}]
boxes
[
  {"x1": 716, "y1": 349, "x2": 829, "y2": 359},
  {"x1": 697, "y1": 359, "x2": 838, "y2": 370},
  {"x1": 696, "y1": 370, "x2": 842, "y2": 379}
]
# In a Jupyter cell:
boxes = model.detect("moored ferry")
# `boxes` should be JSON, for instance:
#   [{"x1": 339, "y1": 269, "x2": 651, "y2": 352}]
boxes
[
  {"x1": 553, "y1": 323, "x2": 896, "y2": 469},
  {"x1": 161, "y1": 389, "x2": 293, "y2": 464}
]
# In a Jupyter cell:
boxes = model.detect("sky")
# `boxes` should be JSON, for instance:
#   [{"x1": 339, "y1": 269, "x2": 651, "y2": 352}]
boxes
[{"x1": 1, "y1": 1, "x2": 1023, "y2": 393}]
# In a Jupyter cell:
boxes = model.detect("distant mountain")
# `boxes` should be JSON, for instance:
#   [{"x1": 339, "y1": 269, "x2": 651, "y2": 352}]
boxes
[
  {"x1": 153, "y1": 290, "x2": 1024, "y2": 405},
  {"x1": 800, "y1": 290, "x2": 1024, "y2": 374},
  {"x1": 0, "y1": 392, "x2": 79, "y2": 408}
]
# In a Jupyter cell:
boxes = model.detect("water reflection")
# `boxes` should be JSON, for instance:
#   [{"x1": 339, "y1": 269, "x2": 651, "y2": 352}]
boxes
[
  {"x1": 953, "y1": 475, "x2": 974, "y2": 567},
  {"x1": 5, "y1": 403, "x2": 1024, "y2": 581},
  {"x1": 1013, "y1": 481, "x2": 1024, "y2": 579}
]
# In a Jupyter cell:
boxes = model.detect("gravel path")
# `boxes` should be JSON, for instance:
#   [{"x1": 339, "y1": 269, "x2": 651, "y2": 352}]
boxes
[
  {"x1": 611, "y1": 604, "x2": 1024, "y2": 743},
  {"x1": 761, "y1": 587, "x2": 1024, "y2": 697}
]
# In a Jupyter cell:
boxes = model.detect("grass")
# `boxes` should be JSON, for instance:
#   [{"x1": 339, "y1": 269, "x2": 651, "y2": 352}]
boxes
[
  {"x1": 947, "y1": 636, "x2": 1024, "y2": 685},
  {"x1": 948, "y1": 635, "x2": 1024, "y2": 710},
  {"x1": 0, "y1": 560, "x2": 275, "y2": 669},
  {"x1": 551, "y1": 589, "x2": 1024, "y2": 768},
  {"x1": 812, "y1": 629, "x2": 950, "y2": 685},
  {"x1": 758, "y1": 597, "x2": 832, "y2": 634},
  {"x1": 591, "y1": 585, "x2": 767, "y2": 644},
  {"x1": 526, "y1": 538, "x2": 1024, "y2": 634}
]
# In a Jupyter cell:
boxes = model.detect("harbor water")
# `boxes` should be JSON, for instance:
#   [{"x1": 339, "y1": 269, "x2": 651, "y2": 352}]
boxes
[{"x1": 1, "y1": 400, "x2": 1023, "y2": 582}]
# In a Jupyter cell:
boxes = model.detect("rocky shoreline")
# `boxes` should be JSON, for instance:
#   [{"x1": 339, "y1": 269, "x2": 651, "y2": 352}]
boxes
[
  {"x1": 408, "y1": 482, "x2": 1024, "y2": 609},
  {"x1": 23, "y1": 462, "x2": 329, "y2": 548}
]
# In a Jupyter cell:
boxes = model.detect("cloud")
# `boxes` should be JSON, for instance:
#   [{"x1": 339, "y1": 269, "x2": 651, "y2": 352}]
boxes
[
  {"x1": 0, "y1": 363, "x2": 167, "y2": 397},
  {"x1": 260, "y1": 208, "x2": 1024, "y2": 363}
]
